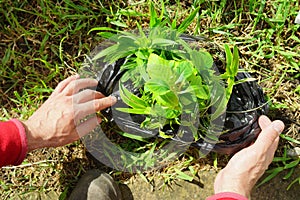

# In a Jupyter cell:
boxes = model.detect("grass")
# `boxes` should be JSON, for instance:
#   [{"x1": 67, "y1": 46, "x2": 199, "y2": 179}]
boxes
[{"x1": 0, "y1": 0, "x2": 299, "y2": 199}]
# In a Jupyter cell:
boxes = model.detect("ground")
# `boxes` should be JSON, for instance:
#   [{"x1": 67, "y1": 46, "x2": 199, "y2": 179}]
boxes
[{"x1": 7, "y1": 167, "x2": 300, "y2": 199}]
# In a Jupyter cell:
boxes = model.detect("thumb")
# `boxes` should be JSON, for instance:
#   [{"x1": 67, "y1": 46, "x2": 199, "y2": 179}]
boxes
[{"x1": 254, "y1": 120, "x2": 284, "y2": 152}]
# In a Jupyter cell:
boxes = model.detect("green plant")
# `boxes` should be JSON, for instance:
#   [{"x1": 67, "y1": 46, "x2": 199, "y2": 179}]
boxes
[
  {"x1": 91, "y1": 2, "x2": 241, "y2": 144},
  {"x1": 258, "y1": 135, "x2": 300, "y2": 189}
]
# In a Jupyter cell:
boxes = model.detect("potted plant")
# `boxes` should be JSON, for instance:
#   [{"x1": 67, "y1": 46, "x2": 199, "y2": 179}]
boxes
[{"x1": 83, "y1": 4, "x2": 268, "y2": 160}]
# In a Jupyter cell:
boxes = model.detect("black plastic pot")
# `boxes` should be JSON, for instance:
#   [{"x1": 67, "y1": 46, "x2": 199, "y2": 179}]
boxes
[{"x1": 93, "y1": 35, "x2": 268, "y2": 155}]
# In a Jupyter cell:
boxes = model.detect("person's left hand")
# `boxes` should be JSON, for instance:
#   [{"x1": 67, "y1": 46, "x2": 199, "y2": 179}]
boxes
[
  {"x1": 213, "y1": 115, "x2": 284, "y2": 198},
  {"x1": 22, "y1": 75, "x2": 117, "y2": 151}
]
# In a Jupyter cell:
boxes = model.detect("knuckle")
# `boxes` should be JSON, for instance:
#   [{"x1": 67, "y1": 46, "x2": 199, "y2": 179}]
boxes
[
  {"x1": 74, "y1": 108, "x2": 85, "y2": 120},
  {"x1": 71, "y1": 81, "x2": 77, "y2": 89},
  {"x1": 88, "y1": 89, "x2": 97, "y2": 96},
  {"x1": 65, "y1": 96, "x2": 74, "y2": 104},
  {"x1": 94, "y1": 99, "x2": 103, "y2": 110}
]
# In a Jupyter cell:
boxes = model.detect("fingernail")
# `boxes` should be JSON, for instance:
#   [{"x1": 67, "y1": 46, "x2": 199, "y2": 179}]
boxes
[
  {"x1": 260, "y1": 115, "x2": 270, "y2": 126},
  {"x1": 272, "y1": 121, "x2": 284, "y2": 134},
  {"x1": 74, "y1": 74, "x2": 80, "y2": 79},
  {"x1": 111, "y1": 95, "x2": 117, "y2": 103}
]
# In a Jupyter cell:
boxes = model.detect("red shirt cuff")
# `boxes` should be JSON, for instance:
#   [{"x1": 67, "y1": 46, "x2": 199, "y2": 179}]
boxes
[
  {"x1": 206, "y1": 192, "x2": 248, "y2": 200},
  {"x1": 0, "y1": 119, "x2": 28, "y2": 167},
  {"x1": 10, "y1": 119, "x2": 28, "y2": 165}
]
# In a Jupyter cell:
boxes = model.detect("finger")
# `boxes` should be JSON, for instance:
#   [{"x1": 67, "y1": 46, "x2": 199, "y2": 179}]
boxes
[
  {"x1": 258, "y1": 115, "x2": 272, "y2": 129},
  {"x1": 52, "y1": 74, "x2": 80, "y2": 95},
  {"x1": 254, "y1": 120, "x2": 284, "y2": 152},
  {"x1": 63, "y1": 78, "x2": 98, "y2": 95},
  {"x1": 264, "y1": 137, "x2": 280, "y2": 166},
  {"x1": 76, "y1": 116, "x2": 100, "y2": 138},
  {"x1": 268, "y1": 137, "x2": 279, "y2": 157},
  {"x1": 73, "y1": 89, "x2": 105, "y2": 104},
  {"x1": 75, "y1": 96, "x2": 117, "y2": 120}
]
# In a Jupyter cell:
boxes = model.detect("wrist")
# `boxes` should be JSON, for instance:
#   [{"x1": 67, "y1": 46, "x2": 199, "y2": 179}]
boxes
[
  {"x1": 21, "y1": 119, "x2": 44, "y2": 152},
  {"x1": 214, "y1": 170, "x2": 250, "y2": 198}
]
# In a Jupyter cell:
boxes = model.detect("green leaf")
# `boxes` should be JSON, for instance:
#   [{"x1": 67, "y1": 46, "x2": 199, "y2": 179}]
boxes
[
  {"x1": 135, "y1": 51, "x2": 148, "y2": 60},
  {"x1": 97, "y1": 32, "x2": 116, "y2": 39},
  {"x1": 287, "y1": 177, "x2": 300, "y2": 190},
  {"x1": 226, "y1": 77, "x2": 235, "y2": 100},
  {"x1": 156, "y1": 90, "x2": 179, "y2": 108},
  {"x1": 136, "y1": 22, "x2": 147, "y2": 40},
  {"x1": 175, "y1": 61, "x2": 194, "y2": 82},
  {"x1": 147, "y1": 53, "x2": 174, "y2": 80},
  {"x1": 152, "y1": 104, "x2": 180, "y2": 119},
  {"x1": 179, "y1": 94, "x2": 195, "y2": 106},
  {"x1": 213, "y1": 153, "x2": 218, "y2": 168},
  {"x1": 189, "y1": 75, "x2": 202, "y2": 86},
  {"x1": 144, "y1": 121, "x2": 163, "y2": 129},
  {"x1": 190, "y1": 50, "x2": 214, "y2": 72},
  {"x1": 224, "y1": 44, "x2": 239, "y2": 78},
  {"x1": 232, "y1": 46, "x2": 239, "y2": 76},
  {"x1": 191, "y1": 85, "x2": 209, "y2": 99},
  {"x1": 188, "y1": 166, "x2": 196, "y2": 176},
  {"x1": 92, "y1": 44, "x2": 119, "y2": 61},
  {"x1": 151, "y1": 38, "x2": 178, "y2": 47},
  {"x1": 203, "y1": 132, "x2": 219, "y2": 142},
  {"x1": 109, "y1": 20, "x2": 128, "y2": 28},
  {"x1": 165, "y1": 109, "x2": 180, "y2": 119},
  {"x1": 283, "y1": 168, "x2": 295, "y2": 180},
  {"x1": 88, "y1": 27, "x2": 119, "y2": 35},
  {"x1": 149, "y1": 2, "x2": 158, "y2": 28},
  {"x1": 257, "y1": 167, "x2": 284, "y2": 187},
  {"x1": 210, "y1": 81, "x2": 227, "y2": 120},
  {"x1": 224, "y1": 44, "x2": 233, "y2": 75},
  {"x1": 280, "y1": 134, "x2": 300, "y2": 145},
  {"x1": 284, "y1": 159, "x2": 300, "y2": 169},
  {"x1": 272, "y1": 157, "x2": 292, "y2": 162},
  {"x1": 159, "y1": 130, "x2": 174, "y2": 139},
  {"x1": 177, "y1": 7, "x2": 200, "y2": 33},
  {"x1": 135, "y1": 57, "x2": 150, "y2": 82},
  {"x1": 118, "y1": 131, "x2": 147, "y2": 142},
  {"x1": 145, "y1": 79, "x2": 170, "y2": 95},
  {"x1": 116, "y1": 107, "x2": 151, "y2": 115},
  {"x1": 174, "y1": 168, "x2": 194, "y2": 181},
  {"x1": 234, "y1": 77, "x2": 257, "y2": 85},
  {"x1": 119, "y1": 84, "x2": 148, "y2": 109}
]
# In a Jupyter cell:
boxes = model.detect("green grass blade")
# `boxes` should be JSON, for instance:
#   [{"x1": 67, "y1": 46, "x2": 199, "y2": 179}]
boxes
[
  {"x1": 177, "y1": 7, "x2": 200, "y2": 33},
  {"x1": 149, "y1": 2, "x2": 158, "y2": 28},
  {"x1": 257, "y1": 167, "x2": 284, "y2": 187}
]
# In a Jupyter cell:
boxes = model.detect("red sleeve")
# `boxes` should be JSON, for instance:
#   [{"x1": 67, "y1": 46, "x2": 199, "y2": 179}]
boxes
[
  {"x1": 0, "y1": 119, "x2": 28, "y2": 167},
  {"x1": 206, "y1": 192, "x2": 248, "y2": 200}
]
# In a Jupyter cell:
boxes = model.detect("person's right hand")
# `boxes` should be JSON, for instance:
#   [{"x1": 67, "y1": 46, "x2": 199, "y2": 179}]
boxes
[
  {"x1": 213, "y1": 115, "x2": 285, "y2": 198},
  {"x1": 22, "y1": 75, "x2": 117, "y2": 152}
]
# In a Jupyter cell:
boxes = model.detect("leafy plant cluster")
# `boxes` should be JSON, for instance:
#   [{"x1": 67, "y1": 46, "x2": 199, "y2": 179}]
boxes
[{"x1": 91, "y1": 2, "x2": 240, "y2": 142}]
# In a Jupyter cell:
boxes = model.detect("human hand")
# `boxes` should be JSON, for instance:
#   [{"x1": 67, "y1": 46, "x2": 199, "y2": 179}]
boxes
[
  {"x1": 22, "y1": 75, "x2": 117, "y2": 152},
  {"x1": 213, "y1": 115, "x2": 285, "y2": 198}
]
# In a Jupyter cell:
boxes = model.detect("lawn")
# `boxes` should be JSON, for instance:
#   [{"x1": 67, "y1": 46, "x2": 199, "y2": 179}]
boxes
[{"x1": 0, "y1": 0, "x2": 299, "y2": 199}]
